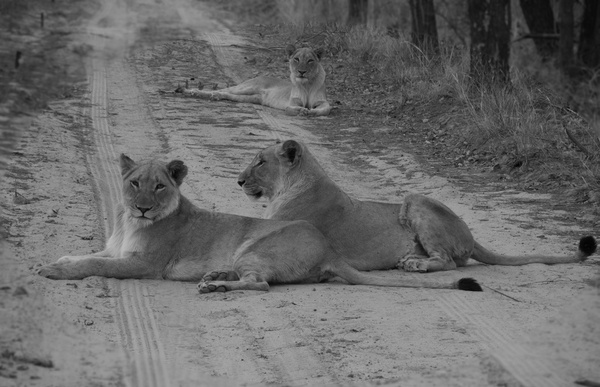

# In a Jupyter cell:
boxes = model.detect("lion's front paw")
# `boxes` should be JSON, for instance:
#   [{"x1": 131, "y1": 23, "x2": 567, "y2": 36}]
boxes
[
  {"x1": 37, "y1": 262, "x2": 73, "y2": 280},
  {"x1": 56, "y1": 255, "x2": 80, "y2": 264},
  {"x1": 197, "y1": 281, "x2": 228, "y2": 293},
  {"x1": 37, "y1": 256, "x2": 85, "y2": 280},
  {"x1": 298, "y1": 107, "x2": 310, "y2": 116},
  {"x1": 398, "y1": 257, "x2": 429, "y2": 273}
]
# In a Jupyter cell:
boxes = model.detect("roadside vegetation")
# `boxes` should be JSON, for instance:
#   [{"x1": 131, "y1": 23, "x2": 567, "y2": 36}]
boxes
[
  {"x1": 209, "y1": 0, "x2": 600, "y2": 209},
  {"x1": 0, "y1": 0, "x2": 93, "y2": 177}
]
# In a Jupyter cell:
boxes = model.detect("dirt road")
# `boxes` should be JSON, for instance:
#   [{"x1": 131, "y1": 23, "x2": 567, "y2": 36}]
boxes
[{"x1": 1, "y1": 0, "x2": 599, "y2": 386}]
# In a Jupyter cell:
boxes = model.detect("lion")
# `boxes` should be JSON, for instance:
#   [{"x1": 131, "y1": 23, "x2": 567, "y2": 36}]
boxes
[
  {"x1": 175, "y1": 45, "x2": 331, "y2": 116},
  {"x1": 36, "y1": 154, "x2": 482, "y2": 292},
  {"x1": 237, "y1": 140, "x2": 597, "y2": 273}
]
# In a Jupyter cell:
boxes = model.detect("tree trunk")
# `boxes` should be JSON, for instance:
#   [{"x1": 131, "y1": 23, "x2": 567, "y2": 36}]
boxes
[
  {"x1": 348, "y1": 0, "x2": 368, "y2": 25},
  {"x1": 468, "y1": 0, "x2": 511, "y2": 85},
  {"x1": 578, "y1": 0, "x2": 600, "y2": 69},
  {"x1": 519, "y1": 0, "x2": 557, "y2": 60},
  {"x1": 558, "y1": 0, "x2": 574, "y2": 73},
  {"x1": 408, "y1": 0, "x2": 439, "y2": 53}
]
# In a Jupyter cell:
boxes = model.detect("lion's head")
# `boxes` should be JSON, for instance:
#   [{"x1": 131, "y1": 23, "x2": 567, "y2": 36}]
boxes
[
  {"x1": 286, "y1": 45, "x2": 325, "y2": 86},
  {"x1": 120, "y1": 154, "x2": 188, "y2": 226},
  {"x1": 238, "y1": 140, "x2": 325, "y2": 202}
]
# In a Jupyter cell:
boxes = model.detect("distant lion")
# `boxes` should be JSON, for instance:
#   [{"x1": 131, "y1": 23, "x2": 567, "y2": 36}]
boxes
[
  {"x1": 37, "y1": 154, "x2": 481, "y2": 292},
  {"x1": 238, "y1": 140, "x2": 597, "y2": 272},
  {"x1": 177, "y1": 45, "x2": 331, "y2": 116}
]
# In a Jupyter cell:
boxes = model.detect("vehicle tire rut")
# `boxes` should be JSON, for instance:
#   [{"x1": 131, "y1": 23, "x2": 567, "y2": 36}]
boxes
[{"x1": 84, "y1": 1, "x2": 172, "y2": 385}]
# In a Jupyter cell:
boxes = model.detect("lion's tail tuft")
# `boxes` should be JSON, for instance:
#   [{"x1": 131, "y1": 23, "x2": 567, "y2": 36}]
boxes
[
  {"x1": 579, "y1": 236, "x2": 597, "y2": 257},
  {"x1": 457, "y1": 277, "x2": 483, "y2": 292}
]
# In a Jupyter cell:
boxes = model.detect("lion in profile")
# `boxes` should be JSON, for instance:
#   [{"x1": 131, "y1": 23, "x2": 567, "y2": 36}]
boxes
[
  {"x1": 37, "y1": 154, "x2": 481, "y2": 292},
  {"x1": 238, "y1": 140, "x2": 597, "y2": 273},
  {"x1": 176, "y1": 45, "x2": 331, "y2": 116}
]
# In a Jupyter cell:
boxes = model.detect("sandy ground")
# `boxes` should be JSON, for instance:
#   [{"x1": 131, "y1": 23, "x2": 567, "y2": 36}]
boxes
[{"x1": 1, "y1": 0, "x2": 599, "y2": 386}]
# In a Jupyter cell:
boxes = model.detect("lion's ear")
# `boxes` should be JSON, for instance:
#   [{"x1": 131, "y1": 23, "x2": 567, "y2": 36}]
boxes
[
  {"x1": 120, "y1": 154, "x2": 136, "y2": 175},
  {"x1": 280, "y1": 140, "x2": 302, "y2": 167},
  {"x1": 285, "y1": 44, "x2": 297, "y2": 58},
  {"x1": 313, "y1": 47, "x2": 324, "y2": 60},
  {"x1": 167, "y1": 160, "x2": 188, "y2": 186}
]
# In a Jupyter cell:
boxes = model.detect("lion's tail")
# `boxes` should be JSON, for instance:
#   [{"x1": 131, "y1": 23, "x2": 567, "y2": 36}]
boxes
[
  {"x1": 329, "y1": 260, "x2": 482, "y2": 292},
  {"x1": 471, "y1": 235, "x2": 597, "y2": 266}
]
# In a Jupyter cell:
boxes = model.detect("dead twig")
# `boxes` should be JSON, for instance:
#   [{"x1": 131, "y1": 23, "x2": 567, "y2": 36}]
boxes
[{"x1": 481, "y1": 285, "x2": 522, "y2": 302}]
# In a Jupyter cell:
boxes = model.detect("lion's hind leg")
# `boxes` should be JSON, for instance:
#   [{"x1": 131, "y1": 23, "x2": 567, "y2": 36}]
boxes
[
  {"x1": 399, "y1": 235, "x2": 458, "y2": 272},
  {"x1": 197, "y1": 250, "x2": 271, "y2": 293},
  {"x1": 397, "y1": 194, "x2": 474, "y2": 272},
  {"x1": 197, "y1": 271, "x2": 269, "y2": 293},
  {"x1": 179, "y1": 88, "x2": 262, "y2": 104},
  {"x1": 211, "y1": 91, "x2": 263, "y2": 105},
  {"x1": 178, "y1": 82, "x2": 263, "y2": 104}
]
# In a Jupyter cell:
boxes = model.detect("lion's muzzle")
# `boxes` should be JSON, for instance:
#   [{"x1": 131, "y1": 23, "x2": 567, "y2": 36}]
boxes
[{"x1": 238, "y1": 180, "x2": 263, "y2": 199}]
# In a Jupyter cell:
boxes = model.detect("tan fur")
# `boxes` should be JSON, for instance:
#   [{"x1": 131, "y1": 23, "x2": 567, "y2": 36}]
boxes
[
  {"x1": 238, "y1": 140, "x2": 596, "y2": 272},
  {"x1": 179, "y1": 45, "x2": 331, "y2": 116},
  {"x1": 37, "y1": 154, "x2": 478, "y2": 292}
]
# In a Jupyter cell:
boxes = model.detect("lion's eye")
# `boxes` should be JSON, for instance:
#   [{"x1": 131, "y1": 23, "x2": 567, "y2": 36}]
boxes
[
  {"x1": 294, "y1": 57, "x2": 299, "y2": 62},
  {"x1": 156, "y1": 183, "x2": 165, "y2": 190},
  {"x1": 307, "y1": 59, "x2": 314, "y2": 63},
  {"x1": 256, "y1": 159, "x2": 265, "y2": 167},
  {"x1": 130, "y1": 180, "x2": 139, "y2": 188}
]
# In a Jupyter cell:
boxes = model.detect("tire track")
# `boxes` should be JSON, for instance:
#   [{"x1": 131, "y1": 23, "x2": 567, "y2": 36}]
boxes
[
  {"x1": 83, "y1": 0, "x2": 172, "y2": 385},
  {"x1": 437, "y1": 293, "x2": 569, "y2": 387},
  {"x1": 243, "y1": 303, "x2": 339, "y2": 385},
  {"x1": 88, "y1": 60, "x2": 171, "y2": 387}
]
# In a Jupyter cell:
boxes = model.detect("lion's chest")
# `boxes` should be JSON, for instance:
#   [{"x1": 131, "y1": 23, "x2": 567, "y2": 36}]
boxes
[
  {"x1": 120, "y1": 228, "x2": 145, "y2": 255},
  {"x1": 290, "y1": 81, "x2": 324, "y2": 108}
]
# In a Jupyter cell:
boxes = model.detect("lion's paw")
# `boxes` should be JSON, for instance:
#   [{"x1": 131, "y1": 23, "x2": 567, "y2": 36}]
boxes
[
  {"x1": 398, "y1": 257, "x2": 429, "y2": 273},
  {"x1": 56, "y1": 255, "x2": 81, "y2": 264},
  {"x1": 197, "y1": 281, "x2": 229, "y2": 294},
  {"x1": 37, "y1": 256, "x2": 86, "y2": 279},
  {"x1": 202, "y1": 271, "x2": 228, "y2": 282},
  {"x1": 37, "y1": 262, "x2": 72, "y2": 280},
  {"x1": 298, "y1": 108, "x2": 310, "y2": 116}
]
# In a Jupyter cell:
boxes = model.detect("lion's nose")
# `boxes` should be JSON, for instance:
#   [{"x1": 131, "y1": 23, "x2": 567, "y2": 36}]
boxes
[
  {"x1": 237, "y1": 179, "x2": 245, "y2": 187},
  {"x1": 298, "y1": 70, "x2": 306, "y2": 76},
  {"x1": 136, "y1": 205, "x2": 152, "y2": 215}
]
